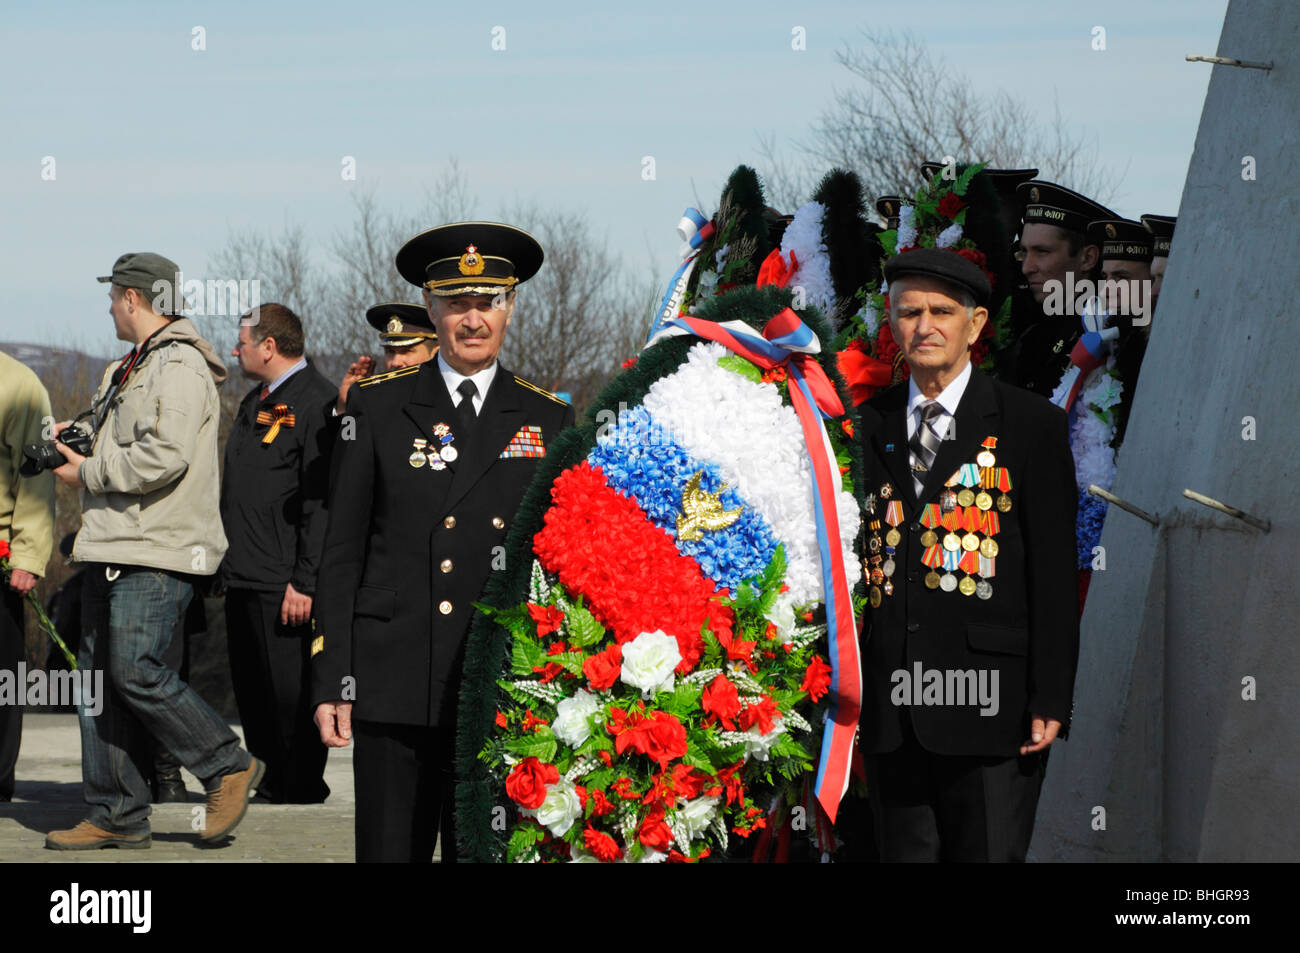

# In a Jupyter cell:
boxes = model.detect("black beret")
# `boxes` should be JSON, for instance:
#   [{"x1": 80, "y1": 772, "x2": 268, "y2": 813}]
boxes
[{"x1": 883, "y1": 247, "x2": 991, "y2": 308}]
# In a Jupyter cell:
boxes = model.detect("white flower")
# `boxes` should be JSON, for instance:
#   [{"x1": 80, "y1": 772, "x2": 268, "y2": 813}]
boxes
[
  {"x1": 619, "y1": 630, "x2": 681, "y2": 698},
  {"x1": 936, "y1": 223, "x2": 963, "y2": 248},
  {"x1": 896, "y1": 204, "x2": 917, "y2": 249},
  {"x1": 552, "y1": 689, "x2": 600, "y2": 748},
  {"x1": 741, "y1": 716, "x2": 785, "y2": 761},
  {"x1": 780, "y1": 201, "x2": 836, "y2": 317},
  {"x1": 521, "y1": 777, "x2": 583, "y2": 837},
  {"x1": 859, "y1": 302, "x2": 881, "y2": 338},
  {"x1": 764, "y1": 588, "x2": 798, "y2": 641},
  {"x1": 677, "y1": 796, "x2": 721, "y2": 840},
  {"x1": 568, "y1": 848, "x2": 602, "y2": 863},
  {"x1": 640, "y1": 342, "x2": 861, "y2": 606}
]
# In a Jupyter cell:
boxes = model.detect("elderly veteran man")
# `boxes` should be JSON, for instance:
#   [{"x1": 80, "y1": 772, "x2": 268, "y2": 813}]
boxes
[
  {"x1": 856, "y1": 247, "x2": 1079, "y2": 862},
  {"x1": 334, "y1": 303, "x2": 439, "y2": 415},
  {"x1": 311, "y1": 222, "x2": 575, "y2": 862}
]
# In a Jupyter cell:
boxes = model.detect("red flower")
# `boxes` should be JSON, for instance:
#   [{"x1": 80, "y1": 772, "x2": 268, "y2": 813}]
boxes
[
  {"x1": 521, "y1": 709, "x2": 548, "y2": 732},
  {"x1": 583, "y1": 642, "x2": 622, "y2": 691},
  {"x1": 738, "y1": 694, "x2": 779, "y2": 734},
  {"x1": 638, "y1": 803, "x2": 674, "y2": 852},
  {"x1": 584, "y1": 826, "x2": 624, "y2": 862},
  {"x1": 588, "y1": 789, "x2": 616, "y2": 817},
  {"x1": 801, "y1": 655, "x2": 833, "y2": 702},
  {"x1": 715, "y1": 627, "x2": 757, "y2": 674},
  {"x1": 621, "y1": 356, "x2": 638, "y2": 370},
  {"x1": 643, "y1": 763, "x2": 710, "y2": 808},
  {"x1": 494, "y1": 710, "x2": 508, "y2": 729},
  {"x1": 611, "y1": 776, "x2": 640, "y2": 800},
  {"x1": 546, "y1": 641, "x2": 568, "y2": 656},
  {"x1": 840, "y1": 419, "x2": 854, "y2": 439},
  {"x1": 527, "y1": 603, "x2": 565, "y2": 636},
  {"x1": 606, "y1": 705, "x2": 688, "y2": 770},
  {"x1": 0, "y1": 540, "x2": 10, "y2": 559},
  {"x1": 597, "y1": 750, "x2": 613, "y2": 767},
  {"x1": 712, "y1": 761, "x2": 746, "y2": 808},
  {"x1": 668, "y1": 846, "x2": 710, "y2": 863},
  {"x1": 532, "y1": 661, "x2": 565, "y2": 683},
  {"x1": 937, "y1": 193, "x2": 966, "y2": 220},
  {"x1": 756, "y1": 248, "x2": 799, "y2": 289},
  {"x1": 504, "y1": 757, "x2": 558, "y2": 810},
  {"x1": 702, "y1": 673, "x2": 741, "y2": 730}
]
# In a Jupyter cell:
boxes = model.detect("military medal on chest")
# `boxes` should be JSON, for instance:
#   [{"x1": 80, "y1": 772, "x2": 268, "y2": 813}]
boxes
[
  {"x1": 919, "y1": 436, "x2": 1011, "y2": 600},
  {"x1": 433, "y1": 421, "x2": 458, "y2": 462},
  {"x1": 410, "y1": 421, "x2": 460, "y2": 472}
]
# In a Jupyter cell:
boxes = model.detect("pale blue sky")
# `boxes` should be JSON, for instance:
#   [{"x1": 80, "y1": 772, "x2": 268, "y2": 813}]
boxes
[{"x1": 1, "y1": 0, "x2": 1227, "y2": 355}]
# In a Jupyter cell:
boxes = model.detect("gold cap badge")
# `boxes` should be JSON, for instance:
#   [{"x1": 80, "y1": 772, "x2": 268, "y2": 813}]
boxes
[
  {"x1": 1105, "y1": 223, "x2": 1117, "y2": 239},
  {"x1": 458, "y1": 244, "x2": 485, "y2": 276},
  {"x1": 386, "y1": 316, "x2": 403, "y2": 333},
  {"x1": 1029, "y1": 187, "x2": 1040, "y2": 203}
]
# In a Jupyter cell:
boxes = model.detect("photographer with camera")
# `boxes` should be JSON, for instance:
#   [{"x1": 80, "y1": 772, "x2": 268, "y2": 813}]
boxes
[
  {"x1": 0, "y1": 350, "x2": 55, "y2": 801},
  {"x1": 44, "y1": 253, "x2": 263, "y2": 850}
]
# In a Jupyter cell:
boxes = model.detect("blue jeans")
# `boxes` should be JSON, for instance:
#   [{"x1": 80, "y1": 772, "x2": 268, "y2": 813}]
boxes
[{"x1": 79, "y1": 564, "x2": 248, "y2": 834}]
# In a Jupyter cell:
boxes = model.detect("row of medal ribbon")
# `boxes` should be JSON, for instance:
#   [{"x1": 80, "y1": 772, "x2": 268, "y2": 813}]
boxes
[{"x1": 863, "y1": 437, "x2": 1012, "y2": 603}]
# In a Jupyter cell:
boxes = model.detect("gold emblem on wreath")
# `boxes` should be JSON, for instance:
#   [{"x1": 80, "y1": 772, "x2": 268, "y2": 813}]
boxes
[
  {"x1": 386, "y1": 316, "x2": 403, "y2": 333},
  {"x1": 1105, "y1": 223, "x2": 1117, "y2": 239},
  {"x1": 458, "y1": 244, "x2": 485, "y2": 276},
  {"x1": 676, "y1": 471, "x2": 743, "y2": 541}
]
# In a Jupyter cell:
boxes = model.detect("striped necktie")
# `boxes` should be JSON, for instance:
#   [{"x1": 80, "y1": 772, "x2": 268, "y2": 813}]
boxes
[{"x1": 909, "y1": 400, "x2": 945, "y2": 499}]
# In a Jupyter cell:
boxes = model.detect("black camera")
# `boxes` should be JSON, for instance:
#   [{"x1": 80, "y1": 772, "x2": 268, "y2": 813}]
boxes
[{"x1": 20, "y1": 418, "x2": 96, "y2": 476}]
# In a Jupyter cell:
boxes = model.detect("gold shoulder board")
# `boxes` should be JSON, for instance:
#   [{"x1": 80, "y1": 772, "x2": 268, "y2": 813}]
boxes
[
  {"x1": 358, "y1": 365, "x2": 421, "y2": 388},
  {"x1": 514, "y1": 375, "x2": 567, "y2": 405}
]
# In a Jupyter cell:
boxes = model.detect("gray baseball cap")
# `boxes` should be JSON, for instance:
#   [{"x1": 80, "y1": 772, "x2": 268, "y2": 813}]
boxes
[{"x1": 97, "y1": 252, "x2": 181, "y2": 293}]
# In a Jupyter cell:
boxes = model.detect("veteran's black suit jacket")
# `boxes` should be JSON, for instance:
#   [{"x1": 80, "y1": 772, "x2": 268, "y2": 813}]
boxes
[
  {"x1": 310, "y1": 361, "x2": 574, "y2": 727},
  {"x1": 857, "y1": 366, "x2": 1080, "y2": 757},
  {"x1": 219, "y1": 362, "x2": 337, "y2": 594}
]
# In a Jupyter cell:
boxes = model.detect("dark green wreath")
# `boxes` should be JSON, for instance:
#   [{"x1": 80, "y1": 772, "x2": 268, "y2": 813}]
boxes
[{"x1": 454, "y1": 284, "x2": 866, "y2": 862}]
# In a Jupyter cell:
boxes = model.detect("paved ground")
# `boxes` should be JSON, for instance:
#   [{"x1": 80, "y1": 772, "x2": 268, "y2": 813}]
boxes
[{"x1": 0, "y1": 712, "x2": 383, "y2": 863}]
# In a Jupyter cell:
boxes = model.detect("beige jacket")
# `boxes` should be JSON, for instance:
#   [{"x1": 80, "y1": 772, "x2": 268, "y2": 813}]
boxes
[
  {"x1": 0, "y1": 351, "x2": 56, "y2": 576},
  {"x1": 75, "y1": 318, "x2": 229, "y2": 575}
]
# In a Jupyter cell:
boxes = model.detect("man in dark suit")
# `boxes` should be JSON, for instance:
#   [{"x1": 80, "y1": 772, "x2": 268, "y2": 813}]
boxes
[
  {"x1": 222, "y1": 302, "x2": 335, "y2": 803},
  {"x1": 857, "y1": 248, "x2": 1079, "y2": 862},
  {"x1": 311, "y1": 222, "x2": 575, "y2": 862}
]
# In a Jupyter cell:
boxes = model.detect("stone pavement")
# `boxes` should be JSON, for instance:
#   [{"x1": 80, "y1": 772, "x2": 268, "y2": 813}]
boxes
[{"x1": 0, "y1": 712, "x2": 382, "y2": 863}]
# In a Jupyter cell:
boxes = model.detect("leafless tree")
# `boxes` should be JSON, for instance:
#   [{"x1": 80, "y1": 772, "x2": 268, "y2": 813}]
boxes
[{"x1": 758, "y1": 30, "x2": 1114, "y2": 214}]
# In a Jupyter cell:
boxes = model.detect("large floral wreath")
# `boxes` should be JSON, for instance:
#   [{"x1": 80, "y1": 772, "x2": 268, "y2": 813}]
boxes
[{"x1": 456, "y1": 285, "x2": 865, "y2": 862}]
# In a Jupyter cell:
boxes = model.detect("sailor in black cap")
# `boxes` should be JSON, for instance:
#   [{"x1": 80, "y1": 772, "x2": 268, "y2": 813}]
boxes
[
  {"x1": 334, "y1": 304, "x2": 439, "y2": 415},
  {"x1": 998, "y1": 181, "x2": 1116, "y2": 395},
  {"x1": 1089, "y1": 219, "x2": 1156, "y2": 447},
  {"x1": 1141, "y1": 214, "x2": 1176, "y2": 313},
  {"x1": 310, "y1": 222, "x2": 574, "y2": 862},
  {"x1": 855, "y1": 247, "x2": 1079, "y2": 862}
]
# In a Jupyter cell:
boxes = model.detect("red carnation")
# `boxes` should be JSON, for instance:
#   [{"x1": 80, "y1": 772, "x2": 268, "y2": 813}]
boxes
[
  {"x1": 738, "y1": 694, "x2": 779, "y2": 735},
  {"x1": 583, "y1": 642, "x2": 622, "y2": 691},
  {"x1": 0, "y1": 540, "x2": 10, "y2": 559},
  {"x1": 638, "y1": 803, "x2": 674, "y2": 852},
  {"x1": 702, "y1": 673, "x2": 742, "y2": 730},
  {"x1": 584, "y1": 826, "x2": 624, "y2": 862},
  {"x1": 800, "y1": 654, "x2": 833, "y2": 702},
  {"x1": 588, "y1": 789, "x2": 616, "y2": 817},
  {"x1": 504, "y1": 757, "x2": 558, "y2": 810},
  {"x1": 937, "y1": 193, "x2": 966, "y2": 220},
  {"x1": 527, "y1": 603, "x2": 565, "y2": 637},
  {"x1": 607, "y1": 706, "x2": 688, "y2": 770}
]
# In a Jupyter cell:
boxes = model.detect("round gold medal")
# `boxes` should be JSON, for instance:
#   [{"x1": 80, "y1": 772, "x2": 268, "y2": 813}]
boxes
[
  {"x1": 942, "y1": 532, "x2": 961, "y2": 552},
  {"x1": 957, "y1": 488, "x2": 975, "y2": 507},
  {"x1": 920, "y1": 530, "x2": 938, "y2": 548},
  {"x1": 885, "y1": 528, "x2": 901, "y2": 547},
  {"x1": 869, "y1": 586, "x2": 883, "y2": 608},
  {"x1": 996, "y1": 493, "x2": 1012, "y2": 512},
  {"x1": 924, "y1": 571, "x2": 941, "y2": 589},
  {"x1": 975, "y1": 491, "x2": 993, "y2": 511},
  {"x1": 870, "y1": 568, "x2": 884, "y2": 585},
  {"x1": 961, "y1": 532, "x2": 980, "y2": 552},
  {"x1": 958, "y1": 575, "x2": 977, "y2": 596},
  {"x1": 409, "y1": 451, "x2": 427, "y2": 468},
  {"x1": 979, "y1": 537, "x2": 999, "y2": 558}
]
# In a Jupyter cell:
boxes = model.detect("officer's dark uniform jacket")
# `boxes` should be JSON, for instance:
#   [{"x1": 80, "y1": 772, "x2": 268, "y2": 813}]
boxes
[
  {"x1": 310, "y1": 361, "x2": 574, "y2": 726},
  {"x1": 857, "y1": 367, "x2": 1080, "y2": 757},
  {"x1": 219, "y1": 362, "x2": 336, "y2": 593}
]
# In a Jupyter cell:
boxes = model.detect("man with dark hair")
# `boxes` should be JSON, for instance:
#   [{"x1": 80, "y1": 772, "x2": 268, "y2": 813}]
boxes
[
  {"x1": 998, "y1": 181, "x2": 1115, "y2": 395},
  {"x1": 46, "y1": 252, "x2": 262, "y2": 850},
  {"x1": 857, "y1": 248, "x2": 1079, "y2": 862},
  {"x1": 221, "y1": 302, "x2": 335, "y2": 803}
]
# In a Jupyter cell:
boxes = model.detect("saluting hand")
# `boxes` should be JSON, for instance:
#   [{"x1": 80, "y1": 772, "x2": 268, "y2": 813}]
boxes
[
  {"x1": 280, "y1": 582, "x2": 313, "y2": 627},
  {"x1": 315, "y1": 701, "x2": 353, "y2": 747},
  {"x1": 1020, "y1": 714, "x2": 1061, "y2": 755},
  {"x1": 336, "y1": 355, "x2": 376, "y2": 413}
]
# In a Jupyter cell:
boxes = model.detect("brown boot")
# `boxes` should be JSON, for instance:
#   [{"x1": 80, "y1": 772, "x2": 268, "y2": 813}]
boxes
[
  {"x1": 200, "y1": 757, "x2": 265, "y2": 842},
  {"x1": 46, "y1": 820, "x2": 151, "y2": 851}
]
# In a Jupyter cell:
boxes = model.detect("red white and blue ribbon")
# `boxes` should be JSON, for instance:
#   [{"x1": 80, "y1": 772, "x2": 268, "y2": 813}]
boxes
[
  {"x1": 646, "y1": 209, "x2": 716, "y2": 341},
  {"x1": 647, "y1": 309, "x2": 861, "y2": 823}
]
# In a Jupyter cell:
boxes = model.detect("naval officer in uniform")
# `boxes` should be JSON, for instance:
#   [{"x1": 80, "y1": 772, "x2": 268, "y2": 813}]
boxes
[
  {"x1": 334, "y1": 303, "x2": 440, "y2": 415},
  {"x1": 311, "y1": 223, "x2": 575, "y2": 862}
]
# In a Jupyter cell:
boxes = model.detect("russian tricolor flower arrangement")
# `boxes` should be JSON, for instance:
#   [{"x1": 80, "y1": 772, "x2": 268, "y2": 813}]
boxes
[{"x1": 457, "y1": 285, "x2": 865, "y2": 863}]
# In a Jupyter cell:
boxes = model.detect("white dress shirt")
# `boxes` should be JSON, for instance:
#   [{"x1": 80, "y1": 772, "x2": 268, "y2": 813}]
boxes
[
  {"x1": 905, "y1": 359, "x2": 971, "y2": 443},
  {"x1": 437, "y1": 352, "x2": 498, "y2": 413}
]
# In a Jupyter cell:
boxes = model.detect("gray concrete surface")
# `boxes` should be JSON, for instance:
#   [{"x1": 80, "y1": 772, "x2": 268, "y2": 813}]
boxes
[{"x1": 0, "y1": 713, "x2": 368, "y2": 863}]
